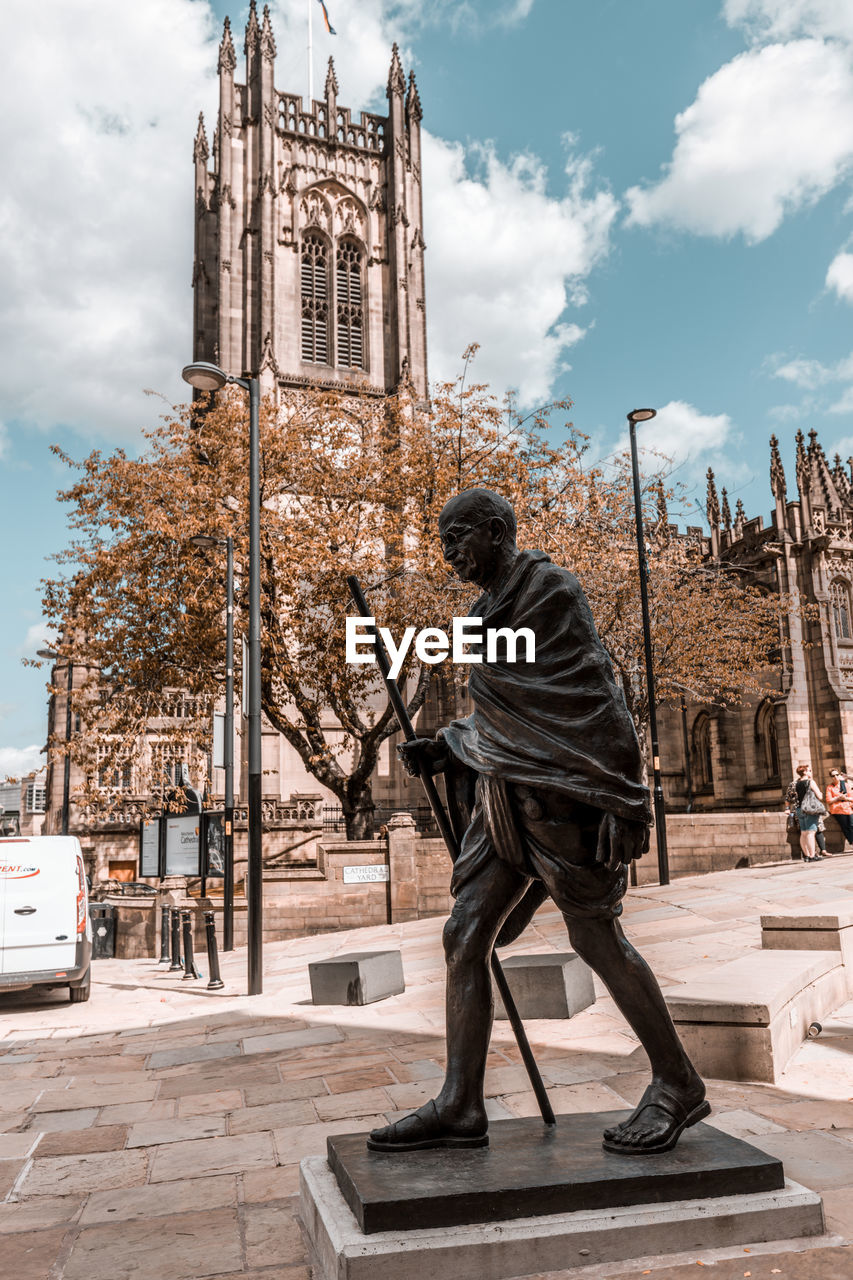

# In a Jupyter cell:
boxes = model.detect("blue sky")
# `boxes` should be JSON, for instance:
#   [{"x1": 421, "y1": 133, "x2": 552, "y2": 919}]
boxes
[{"x1": 2, "y1": 0, "x2": 853, "y2": 777}]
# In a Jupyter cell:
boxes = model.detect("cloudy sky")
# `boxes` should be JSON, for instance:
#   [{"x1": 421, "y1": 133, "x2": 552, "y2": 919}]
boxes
[{"x1": 2, "y1": 0, "x2": 853, "y2": 777}]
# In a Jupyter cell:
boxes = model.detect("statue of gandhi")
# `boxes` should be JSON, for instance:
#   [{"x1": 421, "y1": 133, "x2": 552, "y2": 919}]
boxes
[{"x1": 368, "y1": 488, "x2": 708, "y2": 1156}]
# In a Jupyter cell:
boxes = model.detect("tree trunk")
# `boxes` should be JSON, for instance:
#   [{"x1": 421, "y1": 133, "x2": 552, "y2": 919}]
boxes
[{"x1": 343, "y1": 778, "x2": 375, "y2": 841}]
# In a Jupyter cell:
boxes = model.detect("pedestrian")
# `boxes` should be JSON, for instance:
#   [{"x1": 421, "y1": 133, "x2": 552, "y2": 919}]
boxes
[
  {"x1": 826, "y1": 768, "x2": 853, "y2": 851},
  {"x1": 793, "y1": 764, "x2": 826, "y2": 862}
]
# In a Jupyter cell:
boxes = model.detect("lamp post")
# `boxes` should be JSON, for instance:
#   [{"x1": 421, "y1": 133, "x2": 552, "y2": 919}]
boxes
[
  {"x1": 38, "y1": 647, "x2": 72, "y2": 837},
  {"x1": 626, "y1": 407, "x2": 670, "y2": 886},
  {"x1": 189, "y1": 533, "x2": 235, "y2": 952},
  {"x1": 182, "y1": 361, "x2": 263, "y2": 994}
]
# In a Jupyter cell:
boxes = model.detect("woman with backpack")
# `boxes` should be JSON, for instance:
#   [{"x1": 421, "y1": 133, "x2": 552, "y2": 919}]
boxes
[{"x1": 793, "y1": 763, "x2": 827, "y2": 862}]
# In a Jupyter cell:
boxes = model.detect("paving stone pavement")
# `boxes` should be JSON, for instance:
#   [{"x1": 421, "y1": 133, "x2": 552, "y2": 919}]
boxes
[{"x1": 2, "y1": 856, "x2": 853, "y2": 1278}]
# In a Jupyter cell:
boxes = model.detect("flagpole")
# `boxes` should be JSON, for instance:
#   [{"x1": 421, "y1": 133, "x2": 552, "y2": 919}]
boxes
[{"x1": 307, "y1": 0, "x2": 314, "y2": 106}]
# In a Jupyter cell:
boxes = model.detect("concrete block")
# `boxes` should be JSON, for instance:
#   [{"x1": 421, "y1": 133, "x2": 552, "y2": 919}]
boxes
[
  {"x1": 300, "y1": 1159, "x2": 825, "y2": 1280},
  {"x1": 492, "y1": 953, "x2": 594, "y2": 1020},
  {"x1": 309, "y1": 951, "x2": 405, "y2": 1007},
  {"x1": 665, "y1": 950, "x2": 847, "y2": 1083},
  {"x1": 761, "y1": 900, "x2": 853, "y2": 976}
]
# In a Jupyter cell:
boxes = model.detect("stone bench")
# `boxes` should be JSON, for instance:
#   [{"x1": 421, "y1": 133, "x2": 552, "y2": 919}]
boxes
[
  {"x1": 308, "y1": 950, "x2": 405, "y2": 1006},
  {"x1": 761, "y1": 899, "x2": 853, "y2": 976},
  {"x1": 493, "y1": 952, "x2": 595, "y2": 1020},
  {"x1": 664, "y1": 950, "x2": 847, "y2": 1083}
]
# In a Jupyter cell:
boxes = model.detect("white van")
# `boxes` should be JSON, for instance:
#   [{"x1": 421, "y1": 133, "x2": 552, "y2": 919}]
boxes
[{"x1": 0, "y1": 836, "x2": 92, "y2": 1002}]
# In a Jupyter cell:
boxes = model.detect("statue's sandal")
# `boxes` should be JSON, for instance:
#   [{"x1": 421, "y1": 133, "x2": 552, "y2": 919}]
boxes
[
  {"x1": 367, "y1": 1099, "x2": 489, "y2": 1152},
  {"x1": 601, "y1": 1083, "x2": 711, "y2": 1155}
]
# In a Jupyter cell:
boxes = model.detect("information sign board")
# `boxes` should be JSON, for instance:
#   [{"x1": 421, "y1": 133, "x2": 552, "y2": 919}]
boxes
[
  {"x1": 203, "y1": 812, "x2": 226, "y2": 878},
  {"x1": 139, "y1": 818, "x2": 161, "y2": 878},
  {"x1": 164, "y1": 815, "x2": 202, "y2": 877}
]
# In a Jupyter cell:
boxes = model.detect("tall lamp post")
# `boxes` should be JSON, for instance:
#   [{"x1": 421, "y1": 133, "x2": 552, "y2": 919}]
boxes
[
  {"x1": 182, "y1": 362, "x2": 263, "y2": 994},
  {"x1": 38, "y1": 647, "x2": 72, "y2": 837},
  {"x1": 189, "y1": 533, "x2": 235, "y2": 952},
  {"x1": 627, "y1": 407, "x2": 670, "y2": 887}
]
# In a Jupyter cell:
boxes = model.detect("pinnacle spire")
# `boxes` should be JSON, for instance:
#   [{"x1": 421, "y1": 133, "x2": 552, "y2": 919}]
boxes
[
  {"x1": 260, "y1": 4, "x2": 276, "y2": 59},
  {"x1": 194, "y1": 112, "x2": 209, "y2": 163},
  {"x1": 655, "y1": 479, "x2": 668, "y2": 530},
  {"x1": 734, "y1": 497, "x2": 746, "y2": 538},
  {"x1": 245, "y1": 0, "x2": 260, "y2": 53},
  {"x1": 706, "y1": 466, "x2": 720, "y2": 528},
  {"x1": 769, "y1": 433, "x2": 787, "y2": 503},
  {"x1": 219, "y1": 15, "x2": 236, "y2": 74},
  {"x1": 406, "y1": 70, "x2": 422, "y2": 120},
  {"x1": 325, "y1": 56, "x2": 339, "y2": 98},
  {"x1": 720, "y1": 487, "x2": 731, "y2": 531},
  {"x1": 795, "y1": 429, "x2": 810, "y2": 495},
  {"x1": 387, "y1": 43, "x2": 406, "y2": 97}
]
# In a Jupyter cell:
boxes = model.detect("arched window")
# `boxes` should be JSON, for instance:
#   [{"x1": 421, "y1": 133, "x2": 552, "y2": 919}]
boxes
[
  {"x1": 301, "y1": 232, "x2": 330, "y2": 363},
  {"x1": 692, "y1": 713, "x2": 713, "y2": 791},
  {"x1": 831, "y1": 578, "x2": 852, "y2": 640},
  {"x1": 755, "y1": 700, "x2": 780, "y2": 781},
  {"x1": 336, "y1": 241, "x2": 364, "y2": 369}
]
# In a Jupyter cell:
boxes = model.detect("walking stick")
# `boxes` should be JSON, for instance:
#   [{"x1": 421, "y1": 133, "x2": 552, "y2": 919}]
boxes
[{"x1": 347, "y1": 576, "x2": 555, "y2": 1127}]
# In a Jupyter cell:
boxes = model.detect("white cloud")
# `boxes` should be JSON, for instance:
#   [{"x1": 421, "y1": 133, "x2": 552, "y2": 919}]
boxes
[
  {"x1": 625, "y1": 39, "x2": 853, "y2": 242},
  {"x1": 0, "y1": 0, "x2": 220, "y2": 441},
  {"x1": 827, "y1": 250, "x2": 853, "y2": 300},
  {"x1": 423, "y1": 137, "x2": 617, "y2": 403},
  {"x1": 0, "y1": 746, "x2": 44, "y2": 782},
  {"x1": 19, "y1": 624, "x2": 58, "y2": 659},
  {"x1": 828, "y1": 386, "x2": 853, "y2": 413},
  {"x1": 772, "y1": 356, "x2": 834, "y2": 387},
  {"x1": 613, "y1": 401, "x2": 740, "y2": 494},
  {"x1": 0, "y1": 422, "x2": 8, "y2": 459},
  {"x1": 725, "y1": 0, "x2": 853, "y2": 43}
]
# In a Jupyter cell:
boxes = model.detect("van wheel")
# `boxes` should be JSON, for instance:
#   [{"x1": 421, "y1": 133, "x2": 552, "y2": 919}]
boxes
[{"x1": 69, "y1": 972, "x2": 91, "y2": 1003}]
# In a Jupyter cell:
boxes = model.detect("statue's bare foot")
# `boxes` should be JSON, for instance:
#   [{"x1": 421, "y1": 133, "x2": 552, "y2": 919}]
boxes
[
  {"x1": 367, "y1": 1098, "x2": 488, "y2": 1153},
  {"x1": 602, "y1": 1079, "x2": 709, "y2": 1155}
]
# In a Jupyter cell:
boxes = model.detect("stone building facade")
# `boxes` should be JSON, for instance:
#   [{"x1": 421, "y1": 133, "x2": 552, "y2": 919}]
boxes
[
  {"x1": 192, "y1": 3, "x2": 427, "y2": 402},
  {"x1": 658, "y1": 429, "x2": 853, "y2": 814}
]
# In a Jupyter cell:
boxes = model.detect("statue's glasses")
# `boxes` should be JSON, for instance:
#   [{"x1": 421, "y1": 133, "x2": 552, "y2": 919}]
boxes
[{"x1": 439, "y1": 516, "x2": 493, "y2": 551}]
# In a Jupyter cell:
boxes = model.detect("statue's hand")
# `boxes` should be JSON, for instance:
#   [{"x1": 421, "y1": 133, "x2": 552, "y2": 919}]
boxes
[
  {"x1": 396, "y1": 737, "x2": 449, "y2": 778},
  {"x1": 595, "y1": 812, "x2": 650, "y2": 871}
]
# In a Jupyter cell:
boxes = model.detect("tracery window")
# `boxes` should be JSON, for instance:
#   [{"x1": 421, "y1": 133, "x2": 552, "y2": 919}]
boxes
[
  {"x1": 336, "y1": 241, "x2": 364, "y2": 369},
  {"x1": 692, "y1": 713, "x2": 713, "y2": 791},
  {"x1": 755, "y1": 700, "x2": 780, "y2": 781},
  {"x1": 831, "y1": 578, "x2": 852, "y2": 640},
  {"x1": 96, "y1": 747, "x2": 132, "y2": 792},
  {"x1": 301, "y1": 232, "x2": 330, "y2": 363}
]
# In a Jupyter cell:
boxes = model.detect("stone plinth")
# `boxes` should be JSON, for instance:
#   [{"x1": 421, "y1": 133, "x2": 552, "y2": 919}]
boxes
[
  {"x1": 665, "y1": 950, "x2": 847, "y2": 1083},
  {"x1": 309, "y1": 951, "x2": 405, "y2": 1006},
  {"x1": 301, "y1": 1112, "x2": 825, "y2": 1280},
  {"x1": 492, "y1": 952, "x2": 594, "y2": 1020}
]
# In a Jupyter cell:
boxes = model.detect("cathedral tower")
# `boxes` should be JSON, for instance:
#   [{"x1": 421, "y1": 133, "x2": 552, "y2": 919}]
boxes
[{"x1": 192, "y1": 6, "x2": 428, "y2": 401}]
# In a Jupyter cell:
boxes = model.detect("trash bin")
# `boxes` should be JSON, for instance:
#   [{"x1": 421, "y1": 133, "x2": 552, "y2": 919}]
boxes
[{"x1": 89, "y1": 903, "x2": 116, "y2": 959}]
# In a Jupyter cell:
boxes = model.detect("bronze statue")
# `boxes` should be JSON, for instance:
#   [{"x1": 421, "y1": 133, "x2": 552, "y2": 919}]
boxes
[{"x1": 367, "y1": 489, "x2": 708, "y2": 1156}]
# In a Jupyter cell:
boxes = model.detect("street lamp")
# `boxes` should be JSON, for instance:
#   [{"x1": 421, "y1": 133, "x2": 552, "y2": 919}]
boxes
[
  {"x1": 188, "y1": 533, "x2": 235, "y2": 952},
  {"x1": 182, "y1": 361, "x2": 263, "y2": 994},
  {"x1": 38, "y1": 646, "x2": 72, "y2": 837},
  {"x1": 626, "y1": 407, "x2": 670, "y2": 886}
]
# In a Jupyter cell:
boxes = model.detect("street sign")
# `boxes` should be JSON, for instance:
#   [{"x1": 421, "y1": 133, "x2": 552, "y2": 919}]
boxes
[
  {"x1": 164, "y1": 815, "x2": 202, "y2": 876},
  {"x1": 342, "y1": 864, "x2": 390, "y2": 884}
]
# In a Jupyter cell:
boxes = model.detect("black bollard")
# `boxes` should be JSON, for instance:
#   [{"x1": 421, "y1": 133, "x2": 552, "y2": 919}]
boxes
[
  {"x1": 169, "y1": 908, "x2": 183, "y2": 971},
  {"x1": 181, "y1": 909, "x2": 201, "y2": 980},
  {"x1": 158, "y1": 904, "x2": 171, "y2": 964},
  {"x1": 204, "y1": 911, "x2": 224, "y2": 990}
]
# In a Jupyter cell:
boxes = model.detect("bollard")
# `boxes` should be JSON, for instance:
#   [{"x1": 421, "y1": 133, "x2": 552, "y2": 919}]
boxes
[
  {"x1": 204, "y1": 911, "x2": 224, "y2": 990},
  {"x1": 159, "y1": 904, "x2": 171, "y2": 964},
  {"x1": 181, "y1": 909, "x2": 201, "y2": 980},
  {"x1": 169, "y1": 908, "x2": 183, "y2": 971}
]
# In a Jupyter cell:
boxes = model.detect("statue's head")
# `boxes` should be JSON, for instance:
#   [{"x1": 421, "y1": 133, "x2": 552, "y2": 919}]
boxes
[{"x1": 438, "y1": 489, "x2": 517, "y2": 586}]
